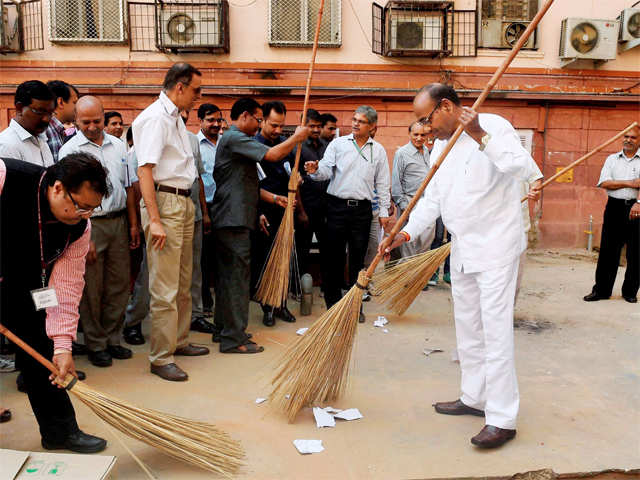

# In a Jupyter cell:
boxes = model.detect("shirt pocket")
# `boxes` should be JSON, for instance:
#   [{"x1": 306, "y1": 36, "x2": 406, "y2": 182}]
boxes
[{"x1": 463, "y1": 154, "x2": 494, "y2": 195}]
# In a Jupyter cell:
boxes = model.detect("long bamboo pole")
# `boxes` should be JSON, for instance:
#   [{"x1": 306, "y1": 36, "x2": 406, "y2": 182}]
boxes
[
  {"x1": 520, "y1": 122, "x2": 639, "y2": 202},
  {"x1": 365, "y1": 0, "x2": 555, "y2": 280}
]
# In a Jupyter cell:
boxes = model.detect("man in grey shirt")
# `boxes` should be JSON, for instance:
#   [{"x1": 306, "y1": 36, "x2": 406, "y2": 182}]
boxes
[{"x1": 391, "y1": 121, "x2": 433, "y2": 260}]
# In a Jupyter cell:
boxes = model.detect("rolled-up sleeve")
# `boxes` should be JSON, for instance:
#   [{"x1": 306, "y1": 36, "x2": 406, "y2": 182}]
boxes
[
  {"x1": 46, "y1": 222, "x2": 91, "y2": 351},
  {"x1": 403, "y1": 181, "x2": 441, "y2": 242},
  {"x1": 310, "y1": 140, "x2": 336, "y2": 181},
  {"x1": 482, "y1": 122, "x2": 533, "y2": 180}
]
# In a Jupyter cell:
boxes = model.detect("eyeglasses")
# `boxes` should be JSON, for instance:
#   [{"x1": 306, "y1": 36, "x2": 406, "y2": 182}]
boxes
[
  {"x1": 250, "y1": 114, "x2": 263, "y2": 125},
  {"x1": 351, "y1": 117, "x2": 369, "y2": 126},
  {"x1": 27, "y1": 106, "x2": 54, "y2": 117},
  {"x1": 211, "y1": 117, "x2": 225, "y2": 124},
  {"x1": 67, "y1": 189, "x2": 101, "y2": 215},
  {"x1": 417, "y1": 99, "x2": 442, "y2": 126}
]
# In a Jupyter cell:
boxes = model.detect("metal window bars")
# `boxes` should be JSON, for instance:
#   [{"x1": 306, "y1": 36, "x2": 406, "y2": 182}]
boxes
[
  {"x1": 269, "y1": 0, "x2": 341, "y2": 47},
  {"x1": 49, "y1": 0, "x2": 126, "y2": 43}
]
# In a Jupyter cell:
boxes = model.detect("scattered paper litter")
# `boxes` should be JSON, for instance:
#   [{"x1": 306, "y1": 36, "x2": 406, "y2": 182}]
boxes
[
  {"x1": 373, "y1": 316, "x2": 388, "y2": 327},
  {"x1": 255, "y1": 397, "x2": 267, "y2": 404},
  {"x1": 383, "y1": 329, "x2": 389, "y2": 333},
  {"x1": 285, "y1": 394, "x2": 291, "y2": 399},
  {"x1": 313, "y1": 407, "x2": 336, "y2": 428},
  {"x1": 293, "y1": 439, "x2": 324, "y2": 454},
  {"x1": 296, "y1": 327, "x2": 309, "y2": 335},
  {"x1": 323, "y1": 407, "x2": 342, "y2": 414},
  {"x1": 334, "y1": 408, "x2": 363, "y2": 421},
  {"x1": 423, "y1": 348, "x2": 443, "y2": 357}
]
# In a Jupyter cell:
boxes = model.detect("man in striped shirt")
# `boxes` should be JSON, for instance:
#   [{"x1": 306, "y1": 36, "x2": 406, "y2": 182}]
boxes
[{"x1": 0, "y1": 153, "x2": 109, "y2": 453}]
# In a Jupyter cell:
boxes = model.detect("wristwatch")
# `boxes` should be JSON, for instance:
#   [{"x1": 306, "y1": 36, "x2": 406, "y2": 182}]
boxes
[{"x1": 478, "y1": 133, "x2": 491, "y2": 152}]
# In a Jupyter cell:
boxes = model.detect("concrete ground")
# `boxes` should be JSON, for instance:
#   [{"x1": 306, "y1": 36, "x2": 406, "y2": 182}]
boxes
[{"x1": 1, "y1": 249, "x2": 638, "y2": 479}]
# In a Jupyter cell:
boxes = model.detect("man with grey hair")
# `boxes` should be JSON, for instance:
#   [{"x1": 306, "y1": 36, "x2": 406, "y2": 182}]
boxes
[{"x1": 305, "y1": 105, "x2": 391, "y2": 322}]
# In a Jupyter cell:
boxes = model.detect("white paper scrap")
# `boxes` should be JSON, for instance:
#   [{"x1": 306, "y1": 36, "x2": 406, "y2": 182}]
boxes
[
  {"x1": 383, "y1": 329, "x2": 389, "y2": 333},
  {"x1": 423, "y1": 348, "x2": 443, "y2": 357},
  {"x1": 255, "y1": 397, "x2": 267, "y2": 404},
  {"x1": 373, "y1": 316, "x2": 388, "y2": 328},
  {"x1": 293, "y1": 439, "x2": 324, "y2": 454},
  {"x1": 296, "y1": 327, "x2": 309, "y2": 336},
  {"x1": 313, "y1": 407, "x2": 336, "y2": 428},
  {"x1": 334, "y1": 408, "x2": 363, "y2": 421},
  {"x1": 323, "y1": 407, "x2": 342, "y2": 414}
]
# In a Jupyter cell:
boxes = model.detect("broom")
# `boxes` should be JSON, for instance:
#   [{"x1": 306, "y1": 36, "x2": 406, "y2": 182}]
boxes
[
  {"x1": 269, "y1": 0, "x2": 556, "y2": 422},
  {"x1": 254, "y1": 0, "x2": 326, "y2": 309},
  {"x1": 372, "y1": 121, "x2": 639, "y2": 315},
  {"x1": 0, "y1": 323, "x2": 244, "y2": 477}
]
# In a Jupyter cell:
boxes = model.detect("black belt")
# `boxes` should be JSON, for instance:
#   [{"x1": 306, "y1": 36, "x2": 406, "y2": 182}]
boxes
[
  {"x1": 93, "y1": 209, "x2": 125, "y2": 220},
  {"x1": 155, "y1": 184, "x2": 191, "y2": 197},
  {"x1": 609, "y1": 197, "x2": 638, "y2": 206},
  {"x1": 327, "y1": 194, "x2": 371, "y2": 207}
]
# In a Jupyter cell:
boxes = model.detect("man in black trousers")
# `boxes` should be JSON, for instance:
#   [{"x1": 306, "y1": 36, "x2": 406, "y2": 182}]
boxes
[
  {"x1": 0, "y1": 153, "x2": 108, "y2": 452},
  {"x1": 584, "y1": 125, "x2": 640, "y2": 304},
  {"x1": 209, "y1": 98, "x2": 308, "y2": 353}
]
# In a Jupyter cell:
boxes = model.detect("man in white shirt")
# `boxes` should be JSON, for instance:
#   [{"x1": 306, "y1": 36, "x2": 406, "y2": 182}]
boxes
[
  {"x1": 305, "y1": 106, "x2": 391, "y2": 322},
  {"x1": 132, "y1": 63, "x2": 209, "y2": 381},
  {"x1": 59, "y1": 96, "x2": 139, "y2": 368},
  {"x1": 584, "y1": 125, "x2": 640, "y2": 304},
  {"x1": 381, "y1": 84, "x2": 542, "y2": 449},
  {"x1": 0, "y1": 80, "x2": 55, "y2": 167}
]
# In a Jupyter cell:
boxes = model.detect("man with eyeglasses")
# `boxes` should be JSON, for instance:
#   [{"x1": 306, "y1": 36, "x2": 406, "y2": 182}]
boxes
[
  {"x1": 58, "y1": 96, "x2": 139, "y2": 369},
  {"x1": 0, "y1": 80, "x2": 55, "y2": 167},
  {"x1": 209, "y1": 97, "x2": 309, "y2": 353},
  {"x1": 0, "y1": 153, "x2": 109, "y2": 453},
  {"x1": 380, "y1": 83, "x2": 542, "y2": 449},
  {"x1": 132, "y1": 63, "x2": 210, "y2": 382},
  {"x1": 304, "y1": 105, "x2": 391, "y2": 323}
]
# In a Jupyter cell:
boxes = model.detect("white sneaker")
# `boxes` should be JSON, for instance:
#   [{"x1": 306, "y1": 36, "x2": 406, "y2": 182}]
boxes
[{"x1": 0, "y1": 355, "x2": 16, "y2": 373}]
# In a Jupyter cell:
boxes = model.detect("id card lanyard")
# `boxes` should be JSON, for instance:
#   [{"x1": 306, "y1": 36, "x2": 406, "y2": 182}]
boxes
[
  {"x1": 351, "y1": 139, "x2": 373, "y2": 164},
  {"x1": 36, "y1": 173, "x2": 68, "y2": 288}
]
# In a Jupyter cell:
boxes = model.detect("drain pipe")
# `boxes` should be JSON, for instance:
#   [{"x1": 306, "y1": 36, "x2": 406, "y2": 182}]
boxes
[{"x1": 585, "y1": 214, "x2": 594, "y2": 252}]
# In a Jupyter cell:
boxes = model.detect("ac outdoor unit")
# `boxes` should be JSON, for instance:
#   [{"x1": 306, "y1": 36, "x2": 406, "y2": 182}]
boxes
[
  {"x1": 0, "y1": 0, "x2": 20, "y2": 52},
  {"x1": 390, "y1": 15, "x2": 443, "y2": 51},
  {"x1": 559, "y1": 18, "x2": 618, "y2": 61},
  {"x1": 481, "y1": 19, "x2": 534, "y2": 48},
  {"x1": 158, "y1": 7, "x2": 220, "y2": 49},
  {"x1": 618, "y1": 8, "x2": 640, "y2": 42}
]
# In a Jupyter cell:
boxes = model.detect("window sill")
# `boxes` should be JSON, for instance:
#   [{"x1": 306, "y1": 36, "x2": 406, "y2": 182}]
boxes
[{"x1": 477, "y1": 48, "x2": 545, "y2": 58}]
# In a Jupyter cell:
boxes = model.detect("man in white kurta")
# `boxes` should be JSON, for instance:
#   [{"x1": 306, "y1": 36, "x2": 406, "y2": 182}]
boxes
[{"x1": 381, "y1": 83, "x2": 542, "y2": 449}]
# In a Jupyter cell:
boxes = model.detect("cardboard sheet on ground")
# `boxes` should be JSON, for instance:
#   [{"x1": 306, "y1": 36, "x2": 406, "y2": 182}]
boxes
[
  {"x1": 0, "y1": 449, "x2": 116, "y2": 480},
  {"x1": 293, "y1": 439, "x2": 324, "y2": 454}
]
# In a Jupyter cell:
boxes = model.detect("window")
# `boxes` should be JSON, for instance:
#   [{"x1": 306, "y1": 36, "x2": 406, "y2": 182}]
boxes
[
  {"x1": 479, "y1": 0, "x2": 538, "y2": 49},
  {"x1": 49, "y1": 0, "x2": 125, "y2": 43},
  {"x1": 269, "y1": 0, "x2": 341, "y2": 47}
]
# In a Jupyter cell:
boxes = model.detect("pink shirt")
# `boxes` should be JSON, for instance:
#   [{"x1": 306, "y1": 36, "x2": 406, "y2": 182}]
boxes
[{"x1": 0, "y1": 160, "x2": 90, "y2": 351}]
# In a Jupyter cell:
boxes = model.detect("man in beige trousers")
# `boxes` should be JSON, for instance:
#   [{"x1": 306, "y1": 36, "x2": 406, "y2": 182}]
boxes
[{"x1": 132, "y1": 63, "x2": 209, "y2": 381}]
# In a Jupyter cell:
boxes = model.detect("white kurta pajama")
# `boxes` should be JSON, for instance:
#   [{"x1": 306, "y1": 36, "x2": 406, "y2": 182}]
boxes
[{"x1": 403, "y1": 114, "x2": 542, "y2": 430}]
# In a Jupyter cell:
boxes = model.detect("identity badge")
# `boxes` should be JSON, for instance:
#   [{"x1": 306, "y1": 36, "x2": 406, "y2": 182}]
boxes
[{"x1": 31, "y1": 287, "x2": 59, "y2": 310}]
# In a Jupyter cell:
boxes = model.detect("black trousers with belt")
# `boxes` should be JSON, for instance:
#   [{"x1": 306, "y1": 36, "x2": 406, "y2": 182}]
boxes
[
  {"x1": 14, "y1": 310, "x2": 80, "y2": 443},
  {"x1": 593, "y1": 197, "x2": 640, "y2": 298},
  {"x1": 324, "y1": 195, "x2": 372, "y2": 309}
]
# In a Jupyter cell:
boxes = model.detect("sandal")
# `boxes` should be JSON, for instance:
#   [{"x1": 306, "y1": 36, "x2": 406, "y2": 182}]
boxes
[{"x1": 222, "y1": 342, "x2": 264, "y2": 354}]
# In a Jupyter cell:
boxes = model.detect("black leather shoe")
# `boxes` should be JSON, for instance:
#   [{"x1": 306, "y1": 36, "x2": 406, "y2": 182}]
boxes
[
  {"x1": 359, "y1": 311, "x2": 365, "y2": 323},
  {"x1": 42, "y1": 430, "x2": 107, "y2": 454},
  {"x1": 623, "y1": 295, "x2": 638, "y2": 303},
  {"x1": 434, "y1": 399, "x2": 485, "y2": 417},
  {"x1": 263, "y1": 311, "x2": 275, "y2": 327},
  {"x1": 191, "y1": 317, "x2": 216, "y2": 333},
  {"x1": 123, "y1": 325, "x2": 145, "y2": 345},
  {"x1": 583, "y1": 291, "x2": 609, "y2": 302},
  {"x1": 16, "y1": 372, "x2": 25, "y2": 393},
  {"x1": 107, "y1": 345, "x2": 132, "y2": 360},
  {"x1": 88, "y1": 350, "x2": 112, "y2": 367},
  {"x1": 471, "y1": 425, "x2": 516, "y2": 448},
  {"x1": 76, "y1": 370, "x2": 86, "y2": 381},
  {"x1": 275, "y1": 307, "x2": 296, "y2": 323},
  {"x1": 71, "y1": 341, "x2": 88, "y2": 356}
]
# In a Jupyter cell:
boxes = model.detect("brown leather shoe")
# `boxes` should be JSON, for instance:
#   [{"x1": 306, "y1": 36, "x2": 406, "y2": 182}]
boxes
[
  {"x1": 150, "y1": 363, "x2": 188, "y2": 382},
  {"x1": 471, "y1": 425, "x2": 516, "y2": 448},
  {"x1": 174, "y1": 344, "x2": 210, "y2": 356},
  {"x1": 433, "y1": 399, "x2": 485, "y2": 417}
]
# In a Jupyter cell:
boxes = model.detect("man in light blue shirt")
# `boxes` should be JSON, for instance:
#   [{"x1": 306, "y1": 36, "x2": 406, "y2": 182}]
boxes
[{"x1": 197, "y1": 103, "x2": 223, "y2": 329}]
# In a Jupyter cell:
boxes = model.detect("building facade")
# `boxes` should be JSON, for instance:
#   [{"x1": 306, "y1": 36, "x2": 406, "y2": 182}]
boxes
[{"x1": 0, "y1": 0, "x2": 638, "y2": 247}]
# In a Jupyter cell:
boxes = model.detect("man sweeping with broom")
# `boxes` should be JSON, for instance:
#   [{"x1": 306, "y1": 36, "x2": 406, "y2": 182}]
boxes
[
  {"x1": 380, "y1": 83, "x2": 542, "y2": 449},
  {"x1": 0, "y1": 153, "x2": 109, "y2": 453}
]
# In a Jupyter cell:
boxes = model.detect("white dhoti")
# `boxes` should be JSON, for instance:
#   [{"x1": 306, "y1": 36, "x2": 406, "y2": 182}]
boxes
[{"x1": 450, "y1": 257, "x2": 520, "y2": 429}]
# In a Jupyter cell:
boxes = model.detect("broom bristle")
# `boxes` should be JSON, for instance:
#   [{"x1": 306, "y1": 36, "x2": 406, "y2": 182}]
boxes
[
  {"x1": 254, "y1": 191, "x2": 297, "y2": 309},
  {"x1": 269, "y1": 271, "x2": 368, "y2": 422},
  {"x1": 370, "y1": 243, "x2": 452, "y2": 315},
  {"x1": 67, "y1": 380, "x2": 244, "y2": 477}
]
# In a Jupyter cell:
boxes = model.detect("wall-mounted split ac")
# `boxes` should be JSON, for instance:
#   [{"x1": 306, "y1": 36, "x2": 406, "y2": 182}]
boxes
[
  {"x1": 390, "y1": 15, "x2": 443, "y2": 51},
  {"x1": 559, "y1": 18, "x2": 618, "y2": 63},
  {"x1": 481, "y1": 19, "x2": 535, "y2": 49},
  {"x1": 159, "y1": 7, "x2": 220, "y2": 48}
]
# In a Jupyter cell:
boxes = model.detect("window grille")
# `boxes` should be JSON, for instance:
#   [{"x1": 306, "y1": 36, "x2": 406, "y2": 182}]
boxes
[
  {"x1": 20, "y1": 0, "x2": 44, "y2": 50},
  {"x1": 479, "y1": 0, "x2": 538, "y2": 49},
  {"x1": 49, "y1": 0, "x2": 126, "y2": 43},
  {"x1": 269, "y1": 0, "x2": 341, "y2": 47}
]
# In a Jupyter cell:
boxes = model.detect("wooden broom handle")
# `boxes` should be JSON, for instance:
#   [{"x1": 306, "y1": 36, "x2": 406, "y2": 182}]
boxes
[
  {"x1": 520, "y1": 122, "x2": 639, "y2": 202},
  {"x1": 365, "y1": 0, "x2": 555, "y2": 278},
  {"x1": 288, "y1": 0, "x2": 325, "y2": 191},
  {"x1": 0, "y1": 323, "x2": 59, "y2": 376}
]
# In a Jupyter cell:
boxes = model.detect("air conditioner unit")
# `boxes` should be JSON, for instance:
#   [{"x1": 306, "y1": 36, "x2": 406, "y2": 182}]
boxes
[
  {"x1": 481, "y1": 19, "x2": 534, "y2": 48},
  {"x1": 0, "y1": 0, "x2": 21, "y2": 52},
  {"x1": 618, "y1": 8, "x2": 640, "y2": 42},
  {"x1": 158, "y1": 6, "x2": 220, "y2": 49},
  {"x1": 559, "y1": 18, "x2": 618, "y2": 61},
  {"x1": 390, "y1": 15, "x2": 443, "y2": 51}
]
